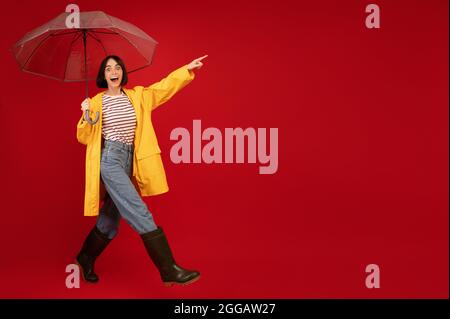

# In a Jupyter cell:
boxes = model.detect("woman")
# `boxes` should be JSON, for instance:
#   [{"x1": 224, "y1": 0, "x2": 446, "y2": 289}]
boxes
[{"x1": 76, "y1": 54, "x2": 207, "y2": 286}]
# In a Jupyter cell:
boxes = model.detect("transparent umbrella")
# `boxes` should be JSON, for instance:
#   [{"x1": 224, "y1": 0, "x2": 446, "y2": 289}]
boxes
[{"x1": 10, "y1": 11, "x2": 158, "y2": 124}]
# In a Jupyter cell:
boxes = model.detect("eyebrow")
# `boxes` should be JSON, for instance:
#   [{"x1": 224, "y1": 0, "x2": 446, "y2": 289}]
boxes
[{"x1": 105, "y1": 64, "x2": 119, "y2": 67}]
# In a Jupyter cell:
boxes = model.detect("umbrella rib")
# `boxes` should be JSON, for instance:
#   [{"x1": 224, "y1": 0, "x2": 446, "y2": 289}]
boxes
[
  {"x1": 70, "y1": 32, "x2": 82, "y2": 45},
  {"x1": 88, "y1": 28, "x2": 142, "y2": 58},
  {"x1": 115, "y1": 31, "x2": 144, "y2": 62},
  {"x1": 127, "y1": 63, "x2": 152, "y2": 74},
  {"x1": 86, "y1": 31, "x2": 108, "y2": 56},
  {"x1": 21, "y1": 33, "x2": 53, "y2": 70},
  {"x1": 21, "y1": 30, "x2": 81, "y2": 73},
  {"x1": 63, "y1": 32, "x2": 82, "y2": 81},
  {"x1": 101, "y1": 29, "x2": 149, "y2": 65},
  {"x1": 127, "y1": 37, "x2": 156, "y2": 73},
  {"x1": 86, "y1": 30, "x2": 102, "y2": 42}
]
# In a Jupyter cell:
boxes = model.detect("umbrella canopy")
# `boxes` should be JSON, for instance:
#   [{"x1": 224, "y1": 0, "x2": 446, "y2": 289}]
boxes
[
  {"x1": 10, "y1": 11, "x2": 158, "y2": 124},
  {"x1": 11, "y1": 10, "x2": 158, "y2": 81}
]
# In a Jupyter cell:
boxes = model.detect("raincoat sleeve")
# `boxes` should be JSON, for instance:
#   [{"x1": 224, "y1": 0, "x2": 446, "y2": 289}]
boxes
[
  {"x1": 76, "y1": 112, "x2": 93, "y2": 145},
  {"x1": 142, "y1": 64, "x2": 195, "y2": 111}
]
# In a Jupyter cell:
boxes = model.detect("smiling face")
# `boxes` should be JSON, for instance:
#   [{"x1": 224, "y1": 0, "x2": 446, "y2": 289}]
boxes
[{"x1": 104, "y1": 58, "x2": 123, "y2": 89}]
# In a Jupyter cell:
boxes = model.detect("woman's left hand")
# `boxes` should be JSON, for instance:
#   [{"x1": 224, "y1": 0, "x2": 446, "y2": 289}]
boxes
[{"x1": 187, "y1": 55, "x2": 208, "y2": 71}]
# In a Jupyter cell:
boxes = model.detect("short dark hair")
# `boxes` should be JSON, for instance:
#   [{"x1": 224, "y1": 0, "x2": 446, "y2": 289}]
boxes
[{"x1": 96, "y1": 55, "x2": 128, "y2": 88}]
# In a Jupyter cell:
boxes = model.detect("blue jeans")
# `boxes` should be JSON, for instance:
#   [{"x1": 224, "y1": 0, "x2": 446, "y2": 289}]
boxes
[{"x1": 96, "y1": 139, "x2": 157, "y2": 239}]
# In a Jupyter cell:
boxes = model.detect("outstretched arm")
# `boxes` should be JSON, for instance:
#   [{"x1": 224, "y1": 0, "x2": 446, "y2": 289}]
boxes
[{"x1": 143, "y1": 55, "x2": 208, "y2": 111}]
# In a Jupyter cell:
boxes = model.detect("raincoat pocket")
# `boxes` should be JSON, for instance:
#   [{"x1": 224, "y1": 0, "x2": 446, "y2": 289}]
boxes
[{"x1": 135, "y1": 153, "x2": 169, "y2": 196}]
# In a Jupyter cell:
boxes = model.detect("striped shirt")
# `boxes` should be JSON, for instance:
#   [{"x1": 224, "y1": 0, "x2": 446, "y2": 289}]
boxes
[{"x1": 101, "y1": 93, "x2": 136, "y2": 145}]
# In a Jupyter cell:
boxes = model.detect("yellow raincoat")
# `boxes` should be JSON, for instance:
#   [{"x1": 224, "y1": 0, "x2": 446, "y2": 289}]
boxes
[{"x1": 76, "y1": 64, "x2": 195, "y2": 216}]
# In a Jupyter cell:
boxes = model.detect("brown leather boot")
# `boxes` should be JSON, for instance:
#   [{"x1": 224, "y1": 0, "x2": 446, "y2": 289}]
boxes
[
  {"x1": 141, "y1": 226, "x2": 200, "y2": 286},
  {"x1": 76, "y1": 226, "x2": 111, "y2": 283}
]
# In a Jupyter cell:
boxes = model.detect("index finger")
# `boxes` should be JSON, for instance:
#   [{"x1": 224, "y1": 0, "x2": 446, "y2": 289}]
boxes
[{"x1": 196, "y1": 55, "x2": 208, "y2": 61}]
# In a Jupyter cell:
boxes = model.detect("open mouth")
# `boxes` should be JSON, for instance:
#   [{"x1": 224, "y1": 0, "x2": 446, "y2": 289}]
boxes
[{"x1": 110, "y1": 76, "x2": 119, "y2": 83}]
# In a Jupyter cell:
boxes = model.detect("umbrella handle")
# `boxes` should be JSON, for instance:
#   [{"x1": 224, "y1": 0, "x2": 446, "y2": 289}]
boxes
[{"x1": 84, "y1": 109, "x2": 100, "y2": 125}]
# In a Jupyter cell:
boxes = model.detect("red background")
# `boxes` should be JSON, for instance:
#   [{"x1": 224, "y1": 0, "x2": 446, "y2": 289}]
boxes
[{"x1": 0, "y1": 0, "x2": 448, "y2": 298}]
